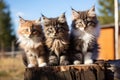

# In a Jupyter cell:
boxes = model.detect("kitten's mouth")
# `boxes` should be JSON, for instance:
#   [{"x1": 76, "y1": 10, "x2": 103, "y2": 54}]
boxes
[
  {"x1": 79, "y1": 27, "x2": 85, "y2": 31},
  {"x1": 52, "y1": 36, "x2": 61, "y2": 40},
  {"x1": 53, "y1": 37, "x2": 60, "y2": 39}
]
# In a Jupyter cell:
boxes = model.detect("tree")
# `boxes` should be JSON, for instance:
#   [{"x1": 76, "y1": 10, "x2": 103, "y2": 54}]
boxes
[
  {"x1": 98, "y1": 0, "x2": 120, "y2": 24},
  {"x1": 0, "y1": 0, "x2": 16, "y2": 52}
]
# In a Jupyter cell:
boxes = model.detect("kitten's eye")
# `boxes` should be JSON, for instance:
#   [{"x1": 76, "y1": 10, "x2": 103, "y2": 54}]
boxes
[
  {"x1": 87, "y1": 21, "x2": 95, "y2": 26},
  {"x1": 58, "y1": 28, "x2": 64, "y2": 32},
  {"x1": 49, "y1": 28, "x2": 53, "y2": 30},
  {"x1": 24, "y1": 29, "x2": 29, "y2": 32},
  {"x1": 76, "y1": 21, "x2": 81, "y2": 24},
  {"x1": 57, "y1": 24, "x2": 62, "y2": 27},
  {"x1": 44, "y1": 20, "x2": 51, "y2": 26},
  {"x1": 83, "y1": 19, "x2": 87, "y2": 22},
  {"x1": 32, "y1": 30, "x2": 37, "y2": 34},
  {"x1": 57, "y1": 24, "x2": 60, "y2": 27},
  {"x1": 79, "y1": 22, "x2": 82, "y2": 23},
  {"x1": 87, "y1": 22, "x2": 91, "y2": 26},
  {"x1": 87, "y1": 17, "x2": 95, "y2": 21},
  {"x1": 45, "y1": 23, "x2": 49, "y2": 26},
  {"x1": 87, "y1": 18, "x2": 91, "y2": 21},
  {"x1": 47, "y1": 28, "x2": 53, "y2": 33}
]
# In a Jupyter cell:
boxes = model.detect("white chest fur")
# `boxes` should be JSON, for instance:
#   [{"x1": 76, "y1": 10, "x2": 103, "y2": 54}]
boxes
[
  {"x1": 18, "y1": 36, "x2": 42, "y2": 49},
  {"x1": 72, "y1": 29, "x2": 93, "y2": 42},
  {"x1": 80, "y1": 31, "x2": 93, "y2": 43},
  {"x1": 71, "y1": 25, "x2": 100, "y2": 64},
  {"x1": 72, "y1": 28, "x2": 94, "y2": 52}
]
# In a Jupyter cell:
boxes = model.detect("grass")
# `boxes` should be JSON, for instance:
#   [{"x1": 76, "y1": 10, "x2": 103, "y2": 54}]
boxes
[{"x1": 0, "y1": 55, "x2": 25, "y2": 80}]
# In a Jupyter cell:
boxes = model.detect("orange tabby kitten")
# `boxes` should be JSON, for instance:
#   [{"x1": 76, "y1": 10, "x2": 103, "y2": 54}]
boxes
[{"x1": 17, "y1": 16, "x2": 47, "y2": 67}]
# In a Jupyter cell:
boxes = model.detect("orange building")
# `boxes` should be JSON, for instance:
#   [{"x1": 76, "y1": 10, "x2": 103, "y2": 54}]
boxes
[{"x1": 98, "y1": 24, "x2": 120, "y2": 60}]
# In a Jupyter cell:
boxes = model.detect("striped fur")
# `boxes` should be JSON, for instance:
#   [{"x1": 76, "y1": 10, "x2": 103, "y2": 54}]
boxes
[
  {"x1": 70, "y1": 6, "x2": 100, "y2": 64},
  {"x1": 42, "y1": 13, "x2": 70, "y2": 66}
]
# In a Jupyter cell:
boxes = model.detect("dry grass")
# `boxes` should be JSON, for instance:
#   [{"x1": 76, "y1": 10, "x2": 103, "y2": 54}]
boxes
[{"x1": 0, "y1": 55, "x2": 25, "y2": 80}]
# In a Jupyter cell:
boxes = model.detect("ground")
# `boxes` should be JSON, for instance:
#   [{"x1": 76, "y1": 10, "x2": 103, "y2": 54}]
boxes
[{"x1": 0, "y1": 55, "x2": 25, "y2": 80}]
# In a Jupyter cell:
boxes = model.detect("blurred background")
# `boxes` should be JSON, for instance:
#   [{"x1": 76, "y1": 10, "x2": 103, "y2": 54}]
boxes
[{"x1": 0, "y1": 0, "x2": 120, "y2": 80}]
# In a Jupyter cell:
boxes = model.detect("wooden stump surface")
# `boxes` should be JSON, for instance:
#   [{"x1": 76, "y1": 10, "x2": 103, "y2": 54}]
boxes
[{"x1": 24, "y1": 64, "x2": 105, "y2": 80}]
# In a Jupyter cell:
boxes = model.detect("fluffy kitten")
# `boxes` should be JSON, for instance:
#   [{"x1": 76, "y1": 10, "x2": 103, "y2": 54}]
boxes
[
  {"x1": 42, "y1": 13, "x2": 70, "y2": 66},
  {"x1": 17, "y1": 16, "x2": 47, "y2": 67},
  {"x1": 70, "y1": 6, "x2": 100, "y2": 64}
]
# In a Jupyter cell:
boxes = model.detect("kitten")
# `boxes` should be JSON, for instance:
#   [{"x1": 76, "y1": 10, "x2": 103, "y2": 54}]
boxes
[
  {"x1": 70, "y1": 6, "x2": 100, "y2": 64},
  {"x1": 42, "y1": 13, "x2": 70, "y2": 66},
  {"x1": 17, "y1": 16, "x2": 47, "y2": 67}
]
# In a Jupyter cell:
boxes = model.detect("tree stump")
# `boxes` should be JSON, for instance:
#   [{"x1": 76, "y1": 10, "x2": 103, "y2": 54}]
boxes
[
  {"x1": 24, "y1": 64, "x2": 105, "y2": 80},
  {"x1": 105, "y1": 60, "x2": 120, "y2": 80}
]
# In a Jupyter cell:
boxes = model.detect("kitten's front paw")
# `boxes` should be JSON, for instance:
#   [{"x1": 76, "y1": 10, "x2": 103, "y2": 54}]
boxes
[
  {"x1": 48, "y1": 55, "x2": 58, "y2": 66},
  {"x1": 48, "y1": 62, "x2": 58, "y2": 66},
  {"x1": 60, "y1": 60, "x2": 69, "y2": 65},
  {"x1": 60, "y1": 56, "x2": 69, "y2": 65},
  {"x1": 73, "y1": 60, "x2": 81, "y2": 65},
  {"x1": 38, "y1": 63, "x2": 47, "y2": 67},
  {"x1": 84, "y1": 59, "x2": 93, "y2": 64},
  {"x1": 28, "y1": 64, "x2": 36, "y2": 68}
]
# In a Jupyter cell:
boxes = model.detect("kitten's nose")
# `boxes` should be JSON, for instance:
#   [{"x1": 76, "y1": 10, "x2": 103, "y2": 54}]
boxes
[
  {"x1": 53, "y1": 33, "x2": 57, "y2": 36},
  {"x1": 29, "y1": 34, "x2": 32, "y2": 38},
  {"x1": 53, "y1": 30, "x2": 57, "y2": 36}
]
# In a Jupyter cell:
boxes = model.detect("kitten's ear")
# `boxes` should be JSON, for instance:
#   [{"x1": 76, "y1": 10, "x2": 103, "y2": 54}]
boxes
[
  {"x1": 35, "y1": 18, "x2": 41, "y2": 25},
  {"x1": 58, "y1": 12, "x2": 66, "y2": 23},
  {"x1": 88, "y1": 5, "x2": 96, "y2": 17},
  {"x1": 71, "y1": 8, "x2": 79, "y2": 20},
  {"x1": 19, "y1": 16, "x2": 25, "y2": 23},
  {"x1": 41, "y1": 14, "x2": 49, "y2": 21},
  {"x1": 41, "y1": 14, "x2": 50, "y2": 25}
]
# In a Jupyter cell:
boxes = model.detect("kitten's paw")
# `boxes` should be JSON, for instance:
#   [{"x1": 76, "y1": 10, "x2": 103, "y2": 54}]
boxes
[
  {"x1": 84, "y1": 59, "x2": 93, "y2": 64},
  {"x1": 48, "y1": 62, "x2": 58, "y2": 66},
  {"x1": 28, "y1": 64, "x2": 36, "y2": 68},
  {"x1": 73, "y1": 60, "x2": 81, "y2": 65},
  {"x1": 60, "y1": 60, "x2": 69, "y2": 65},
  {"x1": 38, "y1": 63, "x2": 47, "y2": 67},
  {"x1": 48, "y1": 55, "x2": 58, "y2": 66},
  {"x1": 60, "y1": 56, "x2": 69, "y2": 65}
]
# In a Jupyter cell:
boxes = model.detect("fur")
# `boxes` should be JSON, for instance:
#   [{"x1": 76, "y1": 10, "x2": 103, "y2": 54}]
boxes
[
  {"x1": 45, "y1": 38, "x2": 69, "y2": 57},
  {"x1": 17, "y1": 16, "x2": 47, "y2": 67},
  {"x1": 70, "y1": 6, "x2": 100, "y2": 64},
  {"x1": 42, "y1": 13, "x2": 70, "y2": 66}
]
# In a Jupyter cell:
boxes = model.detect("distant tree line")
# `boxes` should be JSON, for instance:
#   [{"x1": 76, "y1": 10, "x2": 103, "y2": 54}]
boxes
[
  {"x1": 98, "y1": 0, "x2": 120, "y2": 24},
  {"x1": 0, "y1": 0, "x2": 16, "y2": 53}
]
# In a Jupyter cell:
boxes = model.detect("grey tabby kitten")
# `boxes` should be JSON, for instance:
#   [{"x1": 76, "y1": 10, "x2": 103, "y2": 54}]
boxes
[
  {"x1": 70, "y1": 6, "x2": 100, "y2": 64},
  {"x1": 42, "y1": 13, "x2": 70, "y2": 66}
]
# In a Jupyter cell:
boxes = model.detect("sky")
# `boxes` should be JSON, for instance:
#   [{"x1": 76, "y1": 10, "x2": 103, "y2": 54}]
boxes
[{"x1": 5, "y1": 0, "x2": 99, "y2": 34}]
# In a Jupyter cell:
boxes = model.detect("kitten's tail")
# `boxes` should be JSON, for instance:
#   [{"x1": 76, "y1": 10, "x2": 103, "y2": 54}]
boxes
[{"x1": 22, "y1": 52, "x2": 28, "y2": 67}]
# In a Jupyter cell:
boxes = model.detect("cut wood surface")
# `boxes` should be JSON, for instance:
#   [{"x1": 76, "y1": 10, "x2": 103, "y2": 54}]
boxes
[
  {"x1": 24, "y1": 64, "x2": 105, "y2": 80},
  {"x1": 24, "y1": 60, "x2": 120, "y2": 80}
]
